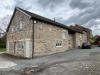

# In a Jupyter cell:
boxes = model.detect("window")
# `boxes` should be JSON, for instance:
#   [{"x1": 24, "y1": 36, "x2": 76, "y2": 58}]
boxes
[
  {"x1": 56, "y1": 40, "x2": 62, "y2": 47},
  {"x1": 16, "y1": 21, "x2": 23, "y2": 31},
  {"x1": 62, "y1": 30, "x2": 67, "y2": 39},
  {"x1": 17, "y1": 41, "x2": 25, "y2": 50},
  {"x1": 11, "y1": 28, "x2": 14, "y2": 33}
]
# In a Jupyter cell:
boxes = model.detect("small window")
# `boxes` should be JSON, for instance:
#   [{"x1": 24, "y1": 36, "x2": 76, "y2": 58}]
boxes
[
  {"x1": 19, "y1": 22, "x2": 23, "y2": 30},
  {"x1": 16, "y1": 21, "x2": 23, "y2": 31},
  {"x1": 11, "y1": 28, "x2": 14, "y2": 33},
  {"x1": 62, "y1": 30, "x2": 67, "y2": 39},
  {"x1": 56, "y1": 40, "x2": 62, "y2": 47},
  {"x1": 17, "y1": 41, "x2": 25, "y2": 50}
]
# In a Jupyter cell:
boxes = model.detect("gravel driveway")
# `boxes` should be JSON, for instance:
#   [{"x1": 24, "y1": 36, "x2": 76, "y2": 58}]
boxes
[{"x1": 0, "y1": 47, "x2": 100, "y2": 75}]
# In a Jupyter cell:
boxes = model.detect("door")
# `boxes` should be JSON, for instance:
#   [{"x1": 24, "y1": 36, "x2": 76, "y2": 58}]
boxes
[{"x1": 13, "y1": 41, "x2": 16, "y2": 54}]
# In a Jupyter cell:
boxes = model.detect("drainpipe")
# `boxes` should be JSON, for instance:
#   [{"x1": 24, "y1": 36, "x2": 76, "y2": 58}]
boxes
[{"x1": 31, "y1": 18, "x2": 34, "y2": 58}]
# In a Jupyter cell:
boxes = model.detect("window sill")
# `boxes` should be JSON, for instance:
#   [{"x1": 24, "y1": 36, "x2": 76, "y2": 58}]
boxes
[{"x1": 56, "y1": 46, "x2": 62, "y2": 47}]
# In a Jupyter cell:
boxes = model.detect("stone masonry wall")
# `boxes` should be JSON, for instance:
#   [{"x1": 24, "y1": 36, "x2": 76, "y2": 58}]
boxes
[
  {"x1": 75, "y1": 33, "x2": 83, "y2": 48},
  {"x1": 7, "y1": 9, "x2": 33, "y2": 57},
  {"x1": 68, "y1": 34, "x2": 74, "y2": 49},
  {"x1": 34, "y1": 21, "x2": 69, "y2": 56}
]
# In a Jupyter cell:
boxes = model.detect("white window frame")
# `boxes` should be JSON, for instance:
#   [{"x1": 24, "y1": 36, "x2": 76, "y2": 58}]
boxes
[
  {"x1": 55, "y1": 40, "x2": 62, "y2": 47},
  {"x1": 19, "y1": 21, "x2": 23, "y2": 30},
  {"x1": 11, "y1": 28, "x2": 14, "y2": 33},
  {"x1": 62, "y1": 30, "x2": 67, "y2": 39}
]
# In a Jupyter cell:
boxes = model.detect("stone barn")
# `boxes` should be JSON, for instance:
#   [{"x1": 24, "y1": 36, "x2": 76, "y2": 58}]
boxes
[{"x1": 6, "y1": 7, "x2": 87, "y2": 58}]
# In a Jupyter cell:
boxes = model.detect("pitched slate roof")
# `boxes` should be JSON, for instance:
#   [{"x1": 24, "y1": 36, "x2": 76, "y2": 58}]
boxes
[
  {"x1": 70, "y1": 24, "x2": 91, "y2": 33},
  {"x1": 7, "y1": 7, "x2": 82, "y2": 33},
  {"x1": 70, "y1": 24, "x2": 92, "y2": 35},
  {"x1": 18, "y1": 8, "x2": 70, "y2": 28},
  {"x1": 69, "y1": 26, "x2": 83, "y2": 33}
]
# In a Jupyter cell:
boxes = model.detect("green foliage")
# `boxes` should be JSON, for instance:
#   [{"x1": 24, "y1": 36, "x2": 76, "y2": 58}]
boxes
[
  {"x1": 0, "y1": 34, "x2": 6, "y2": 48},
  {"x1": 0, "y1": 48, "x2": 6, "y2": 52},
  {"x1": 93, "y1": 36, "x2": 100, "y2": 45},
  {"x1": 89, "y1": 36, "x2": 96, "y2": 45}
]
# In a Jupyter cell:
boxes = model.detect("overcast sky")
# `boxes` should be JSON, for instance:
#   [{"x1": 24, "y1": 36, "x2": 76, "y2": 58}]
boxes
[{"x1": 0, "y1": 0, "x2": 100, "y2": 35}]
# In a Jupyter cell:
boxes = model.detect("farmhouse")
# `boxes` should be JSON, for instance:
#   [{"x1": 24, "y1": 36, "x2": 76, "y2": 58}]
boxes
[{"x1": 6, "y1": 7, "x2": 90, "y2": 58}]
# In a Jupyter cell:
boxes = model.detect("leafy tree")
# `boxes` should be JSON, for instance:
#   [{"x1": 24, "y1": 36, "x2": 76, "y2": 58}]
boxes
[
  {"x1": 93, "y1": 35, "x2": 100, "y2": 45},
  {"x1": 0, "y1": 34, "x2": 6, "y2": 48}
]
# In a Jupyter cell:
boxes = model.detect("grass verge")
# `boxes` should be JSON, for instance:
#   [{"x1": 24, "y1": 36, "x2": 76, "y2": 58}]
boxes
[{"x1": 0, "y1": 48, "x2": 6, "y2": 52}]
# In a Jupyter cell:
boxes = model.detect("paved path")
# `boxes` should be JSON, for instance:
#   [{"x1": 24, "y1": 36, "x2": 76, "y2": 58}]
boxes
[
  {"x1": 0, "y1": 52, "x2": 16, "y2": 69},
  {"x1": 0, "y1": 47, "x2": 100, "y2": 75}
]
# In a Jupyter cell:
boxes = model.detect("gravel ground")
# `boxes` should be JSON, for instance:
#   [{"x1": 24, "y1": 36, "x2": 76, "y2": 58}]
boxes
[{"x1": 0, "y1": 47, "x2": 100, "y2": 75}]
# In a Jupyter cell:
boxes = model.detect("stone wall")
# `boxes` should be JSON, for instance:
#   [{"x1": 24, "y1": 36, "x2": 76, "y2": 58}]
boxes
[
  {"x1": 82, "y1": 31, "x2": 88, "y2": 43},
  {"x1": 75, "y1": 32, "x2": 88, "y2": 48},
  {"x1": 34, "y1": 21, "x2": 69, "y2": 56},
  {"x1": 7, "y1": 9, "x2": 33, "y2": 57},
  {"x1": 68, "y1": 33, "x2": 74, "y2": 49},
  {"x1": 75, "y1": 33, "x2": 83, "y2": 48}
]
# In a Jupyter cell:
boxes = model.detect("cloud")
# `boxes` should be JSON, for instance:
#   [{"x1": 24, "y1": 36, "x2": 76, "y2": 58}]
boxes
[
  {"x1": 0, "y1": 15, "x2": 11, "y2": 31},
  {"x1": 0, "y1": 0, "x2": 15, "y2": 18},
  {"x1": 0, "y1": 0, "x2": 100, "y2": 35},
  {"x1": 37, "y1": 0, "x2": 65, "y2": 11},
  {"x1": 69, "y1": 0, "x2": 90, "y2": 9}
]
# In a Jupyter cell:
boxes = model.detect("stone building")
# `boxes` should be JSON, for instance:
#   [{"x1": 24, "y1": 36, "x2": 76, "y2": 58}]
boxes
[
  {"x1": 68, "y1": 27, "x2": 83, "y2": 48},
  {"x1": 6, "y1": 7, "x2": 90, "y2": 58},
  {"x1": 70, "y1": 24, "x2": 92, "y2": 46},
  {"x1": 75, "y1": 25, "x2": 92, "y2": 44}
]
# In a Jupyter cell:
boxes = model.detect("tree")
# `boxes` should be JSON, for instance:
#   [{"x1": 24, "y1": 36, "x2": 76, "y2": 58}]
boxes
[
  {"x1": 94, "y1": 35, "x2": 100, "y2": 45},
  {"x1": 0, "y1": 33, "x2": 6, "y2": 48}
]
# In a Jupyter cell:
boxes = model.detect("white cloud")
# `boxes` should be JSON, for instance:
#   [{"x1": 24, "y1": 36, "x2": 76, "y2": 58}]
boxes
[{"x1": 0, "y1": 0, "x2": 100, "y2": 36}]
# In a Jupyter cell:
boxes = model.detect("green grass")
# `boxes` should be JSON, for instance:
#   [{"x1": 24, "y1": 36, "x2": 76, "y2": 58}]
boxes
[{"x1": 0, "y1": 48, "x2": 6, "y2": 52}]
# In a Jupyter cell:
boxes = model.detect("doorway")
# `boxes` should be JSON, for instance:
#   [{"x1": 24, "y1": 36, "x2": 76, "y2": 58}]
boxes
[{"x1": 13, "y1": 41, "x2": 16, "y2": 54}]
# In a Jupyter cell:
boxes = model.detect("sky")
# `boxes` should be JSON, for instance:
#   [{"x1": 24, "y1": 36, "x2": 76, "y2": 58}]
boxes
[{"x1": 0, "y1": 0, "x2": 100, "y2": 35}]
